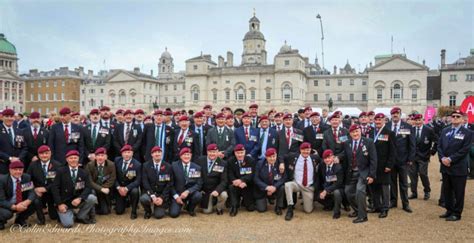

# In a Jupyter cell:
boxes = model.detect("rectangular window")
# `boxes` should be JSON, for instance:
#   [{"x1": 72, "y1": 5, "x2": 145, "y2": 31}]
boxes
[
  {"x1": 45, "y1": 93, "x2": 49, "y2": 101},
  {"x1": 81, "y1": 101, "x2": 85, "y2": 106},
  {"x1": 466, "y1": 74, "x2": 474, "y2": 81},
  {"x1": 101, "y1": 89, "x2": 104, "y2": 93},
  {"x1": 313, "y1": 94, "x2": 318, "y2": 101},
  {"x1": 449, "y1": 95, "x2": 456, "y2": 106},
  {"x1": 213, "y1": 92, "x2": 217, "y2": 101},
  {"x1": 350, "y1": 79, "x2": 354, "y2": 85},
  {"x1": 46, "y1": 81, "x2": 49, "y2": 87},
  {"x1": 174, "y1": 85, "x2": 177, "y2": 90},
  {"x1": 350, "y1": 93, "x2": 354, "y2": 101},
  {"x1": 325, "y1": 93, "x2": 330, "y2": 101},
  {"x1": 251, "y1": 90, "x2": 256, "y2": 100},
  {"x1": 362, "y1": 79, "x2": 367, "y2": 85},
  {"x1": 38, "y1": 82, "x2": 42, "y2": 88},
  {"x1": 165, "y1": 97, "x2": 168, "y2": 103},
  {"x1": 53, "y1": 81, "x2": 57, "y2": 87},
  {"x1": 225, "y1": 80, "x2": 230, "y2": 84},
  {"x1": 325, "y1": 80, "x2": 330, "y2": 86},
  {"x1": 173, "y1": 97, "x2": 177, "y2": 103},
  {"x1": 377, "y1": 89, "x2": 383, "y2": 101},
  {"x1": 165, "y1": 85, "x2": 168, "y2": 91},
  {"x1": 53, "y1": 93, "x2": 57, "y2": 100},
  {"x1": 81, "y1": 89, "x2": 85, "y2": 94},
  {"x1": 338, "y1": 79, "x2": 342, "y2": 86},
  {"x1": 38, "y1": 94, "x2": 41, "y2": 101},
  {"x1": 61, "y1": 93, "x2": 65, "y2": 100},
  {"x1": 337, "y1": 94, "x2": 342, "y2": 101},
  {"x1": 61, "y1": 81, "x2": 65, "y2": 86},
  {"x1": 193, "y1": 65, "x2": 198, "y2": 70},
  {"x1": 100, "y1": 100, "x2": 103, "y2": 106},
  {"x1": 250, "y1": 79, "x2": 255, "y2": 83},
  {"x1": 449, "y1": 74, "x2": 457, "y2": 81},
  {"x1": 411, "y1": 88, "x2": 418, "y2": 101},
  {"x1": 30, "y1": 82, "x2": 34, "y2": 88},
  {"x1": 213, "y1": 81, "x2": 217, "y2": 85},
  {"x1": 284, "y1": 60, "x2": 290, "y2": 66},
  {"x1": 266, "y1": 79, "x2": 271, "y2": 83},
  {"x1": 225, "y1": 91, "x2": 230, "y2": 100},
  {"x1": 362, "y1": 93, "x2": 367, "y2": 101},
  {"x1": 314, "y1": 80, "x2": 318, "y2": 86},
  {"x1": 29, "y1": 93, "x2": 34, "y2": 101},
  {"x1": 266, "y1": 91, "x2": 271, "y2": 100}
]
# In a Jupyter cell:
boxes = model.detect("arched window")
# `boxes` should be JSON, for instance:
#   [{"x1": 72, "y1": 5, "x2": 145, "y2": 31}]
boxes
[
  {"x1": 119, "y1": 90, "x2": 126, "y2": 105},
  {"x1": 282, "y1": 84, "x2": 292, "y2": 101},
  {"x1": 191, "y1": 86, "x2": 200, "y2": 101},
  {"x1": 236, "y1": 86, "x2": 245, "y2": 101},
  {"x1": 391, "y1": 83, "x2": 403, "y2": 101}
]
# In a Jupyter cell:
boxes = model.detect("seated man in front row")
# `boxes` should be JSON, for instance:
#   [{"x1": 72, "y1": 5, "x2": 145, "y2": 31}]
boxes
[
  {"x1": 51, "y1": 150, "x2": 97, "y2": 228},
  {"x1": 0, "y1": 160, "x2": 36, "y2": 230},
  {"x1": 315, "y1": 149, "x2": 344, "y2": 219}
]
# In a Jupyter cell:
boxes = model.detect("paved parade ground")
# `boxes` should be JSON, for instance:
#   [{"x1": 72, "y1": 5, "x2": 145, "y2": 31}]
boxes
[{"x1": 3, "y1": 156, "x2": 473, "y2": 242}]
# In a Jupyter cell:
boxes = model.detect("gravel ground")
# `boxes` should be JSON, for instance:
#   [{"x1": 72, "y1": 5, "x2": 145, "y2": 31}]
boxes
[{"x1": 3, "y1": 156, "x2": 474, "y2": 242}]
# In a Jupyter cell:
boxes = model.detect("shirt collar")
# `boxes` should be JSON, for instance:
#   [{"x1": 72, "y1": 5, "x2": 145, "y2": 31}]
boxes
[{"x1": 11, "y1": 175, "x2": 20, "y2": 182}]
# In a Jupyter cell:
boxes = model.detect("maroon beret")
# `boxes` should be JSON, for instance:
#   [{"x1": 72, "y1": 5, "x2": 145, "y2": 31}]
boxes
[
  {"x1": 304, "y1": 106, "x2": 312, "y2": 112},
  {"x1": 451, "y1": 110, "x2": 464, "y2": 116},
  {"x1": 259, "y1": 115, "x2": 269, "y2": 122},
  {"x1": 37, "y1": 145, "x2": 51, "y2": 154},
  {"x1": 115, "y1": 109, "x2": 124, "y2": 115},
  {"x1": 300, "y1": 142, "x2": 311, "y2": 150},
  {"x1": 173, "y1": 111, "x2": 181, "y2": 116},
  {"x1": 203, "y1": 105, "x2": 212, "y2": 110},
  {"x1": 151, "y1": 146, "x2": 162, "y2": 154},
  {"x1": 242, "y1": 112, "x2": 251, "y2": 119},
  {"x1": 71, "y1": 112, "x2": 80, "y2": 117},
  {"x1": 164, "y1": 110, "x2": 172, "y2": 116},
  {"x1": 374, "y1": 113, "x2": 385, "y2": 119},
  {"x1": 134, "y1": 109, "x2": 144, "y2": 115},
  {"x1": 179, "y1": 147, "x2": 192, "y2": 157},
  {"x1": 89, "y1": 109, "x2": 99, "y2": 115},
  {"x1": 310, "y1": 112, "x2": 320, "y2": 118},
  {"x1": 59, "y1": 107, "x2": 71, "y2": 115},
  {"x1": 215, "y1": 113, "x2": 225, "y2": 119},
  {"x1": 359, "y1": 112, "x2": 367, "y2": 118},
  {"x1": 367, "y1": 111, "x2": 375, "y2": 116},
  {"x1": 120, "y1": 144, "x2": 133, "y2": 153},
  {"x1": 283, "y1": 114, "x2": 292, "y2": 120},
  {"x1": 207, "y1": 143, "x2": 218, "y2": 151},
  {"x1": 153, "y1": 110, "x2": 163, "y2": 116},
  {"x1": 274, "y1": 112, "x2": 283, "y2": 118},
  {"x1": 234, "y1": 144, "x2": 245, "y2": 152},
  {"x1": 9, "y1": 160, "x2": 24, "y2": 169},
  {"x1": 390, "y1": 107, "x2": 401, "y2": 114},
  {"x1": 226, "y1": 114, "x2": 234, "y2": 119},
  {"x1": 194, "y1": 112, "x2": 203, "y2": 118},
  {"x1": 322, "y1": 149, "x2": 334, "y2": 159},
  {"x1": 249, "y1": 104, "x2": 259, "y2": 109},
  {"x1": 124, "y1": 109, "x2": 133, "y2": 116},
  {"x1": 221, "y1": 107, "x2": 231, "y2": 112},
  {"x1": 329, "y1": 114, "x2": 340, "y2": 121},
  {"x1": 94, "y1": 147, "x2": 107, "y2": 155},
  {"x1": 334, "y1": 111, "x2": 342, "y2": 116},
  {"x1": 413, "y1": 114, "x2": 423, "y2": 120},
  {"x1": 349, "y1": 124, "x2": 361, "y2": 133},
  {"x1": 2, "y1": 109, "x2": 14, "y2": 116},
  {"x1": 178, "y1": 115, "x2": 189, "y2": 122},
  {"x1": 144, "y1": 115, "x2": 152, "y2": 121},
  {"x1": 29, "y1": 111, "x2": 41, "y2": 119},
  {"x1": 65, "y1": 150, "x2": 80, "y2": 158},
  {"x1": 265, "y1": 148, "x2": 277, "y2": 157},
  {"x1": 100, "y1": 106, "x2": 110, "y2": 112}
]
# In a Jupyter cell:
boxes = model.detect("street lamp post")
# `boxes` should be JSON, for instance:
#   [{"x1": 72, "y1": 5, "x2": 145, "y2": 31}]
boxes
[{"x1": 316, "y1": 14, "x2": 325, "y2": 71}]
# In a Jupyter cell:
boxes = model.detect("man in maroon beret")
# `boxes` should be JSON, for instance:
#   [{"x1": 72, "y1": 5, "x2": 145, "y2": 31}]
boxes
[
  {"x1": 71, "y1": 112, "x2": 81, "y2": 125},
  {"x1": 0, "y1": 109, "x2": 27, "y2": 174},
  {"x1": 234, "y1": 113, "x2": 260, "y2": 158},
  {"x1": 21, "y1": 111, "x2": 48, "y2": 169},
  {"x1": 203, "y1": 105, "x2": 215, "y2": 126},
  {"x1": 296, "y1": 106, "x2": 313, "y2": 129},
  {"x1": 225, "y1": 114, "x2": 235, "y2": 131},
  {"x1": 342, "y1": 124, "x2": 377, "y2": 223},
  {"x1": 272, "y1": 112, "x2": 284, "y2": 132},
  {"x1": 190, "y1": 112, "x2": 211, "y2": 157},
  {"x1": 303, "y1": 111, "x2": 329, "y2": 156},
  {"x1": 48, "y1": 107, "x2": 85, "y2": 166},
  {"x1": 408, "y1": 113, "x2": 436, "y2": 201},
  {"x1": 142, "y1": 110, "x2": 174, "y2": 163},
  {"x1": 248, "y1": 104, "x2": 259, "y2": 128},
  {"x1": 322, "y1": 113, "x2": 349, "y2": 167},
  {"x1": 359, "y1": 112, "x2": 373, "y2": 139},
  {"x1": 134, "y1": 109, "x2": 145, "y2": 132},
  {"x1": 277, "y1": 113, "x2": 304, "y2": 160},
  {"x1": 206, "y1": 113, "x2": 236, "y2": 159},
  {"x1": 84, "y1": 108, "x2": 112, "y2": 164},
  {"x1": 227, "y1": 144, "x2": 256, "y2": 216},
  {"x1": 0, "y1": 160, "x2": 36, "y2": 229},
  {"x1": 112, "y1": 110, "x2": 143, "y2": 162},
  {"x1": 27, "y1": 145, "x2": 62, "y2": 225},
  {"x1": 85, "y1": 147, "x2": 116, "y2": 216},
  {"x1": 113, "y1": 144, "x2": 142, "y2": 219},
  {"x1": 51, "y1": 150, "x2": 97, "y2": 227},
  {"x1": 173, "y1": 115, "x2": 200, "y2": 161},
  {"x1": 198, "y1": 144, "x2": 228, "y2": 215},
  {"x1": 315, "y1": 149, "x2": 344, "y2": 219},
  {"x1": 169, "y1": 147, "x2": 202, "y2": 217}
]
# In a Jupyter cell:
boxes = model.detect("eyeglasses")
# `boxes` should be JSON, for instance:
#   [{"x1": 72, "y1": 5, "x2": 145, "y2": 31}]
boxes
[{"x1": 451, "y1": 115, "x2": 462, "y2": 118}]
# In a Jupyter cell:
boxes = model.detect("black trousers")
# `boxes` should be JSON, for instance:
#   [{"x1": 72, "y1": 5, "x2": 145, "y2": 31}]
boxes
[
  {"x1": 0, "y1": 204, "x2": 35, "y2": 224},
  {"x1": 33, "y1": 191, "x2": 58, "y2": 221},
  {"x1": 315, "y1": 188, "x2": 343, "y2": 214},
  {"x1": 114, "y1": 187, "x2": 139, "y2": 215},
  {"x1": 94, "y1": 190, "x2": 112, "y2": 215},
  {"x1": 408, "y1": 159, "x2": 431, "y2": 194},
  {"x1": 169, "y1": 191, "x2": 202, "y2": 218},
  {"x1": 390, "y1": 163, "x2": 409, "y2": 207},
  {"x1": 228, "y1": 184, "x2": 255, "y2": 209},
  {"x1": 442, "y1": 173, "x2": 467, "y2": 217},
  {"x1": 255, "y1": 186, "x2": 285, "y2": 212},
  {"x1": 371, "y1": 183, "x2": 390, "y2": 212}
]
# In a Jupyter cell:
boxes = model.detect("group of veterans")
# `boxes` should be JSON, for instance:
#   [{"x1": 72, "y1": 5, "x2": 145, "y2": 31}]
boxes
[{"x1": 0, "y1": 103, "x2": 472, "y2": 229}]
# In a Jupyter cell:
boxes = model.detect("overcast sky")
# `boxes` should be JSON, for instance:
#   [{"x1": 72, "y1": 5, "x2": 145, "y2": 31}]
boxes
[{"x1": 1, "y1": 0, "x2": 472, "y2": 75}]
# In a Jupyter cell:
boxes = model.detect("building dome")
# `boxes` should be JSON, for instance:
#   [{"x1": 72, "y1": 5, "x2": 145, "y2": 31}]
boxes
[
  {"x1": 244, "y1": 30, "x2": 265, "y2": 40},
  {"x1": 249, "y1": 16, "x2": 260, "y2": 23},
  {"x1": 0, "y1": 34, "x2": 17, "y2": 55},
  {"x1": 161, "y1": 48, "x2": 172, "y2": 59},
  {"x1": 279, "y1": 41, "x2": 291, "y2": 53}
]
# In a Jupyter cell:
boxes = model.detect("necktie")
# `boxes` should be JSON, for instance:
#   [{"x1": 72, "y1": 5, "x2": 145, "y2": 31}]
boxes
[
  {"x1": 352, "y1": 141, "x2": 358, "y2": 169},
  {"x1": 155, "y1": 125, "x2": 161, "y2": 147},
  {"x1": 122, "y1": 162, "x2": 128, "y2": 173},
  {"x1": 184, "y1": 164, "x2": 189, "y2": 179},
  {"x1": 333, "y1": 128, "x2": 338, "y2": 142},
  {"x1": 8, "y1": 128, "x2": 14, "y2": 145},
  {"x1": 313, "y1": 126, "x2": 318, "y2": 134},
  {"x1": 105, "y1": 122, "x2": 109, "y2": 128},
  {"x1": 392, "y1": 123, "x2": 398, "y2": 134},
  {"x1": 208, "y1": 160, "x2": 213, "y2": 172},
  {"x1": 178, "y1": 131, "x2": 185, "y2": 145},
  {"x1": 98, "y1": 165, "x2": 104, "y2": 184},
  {"x1": 92, "y1": 125, "x2": 97, "y2": 146},
  {"x1": 245, "y1": 127, "x2": 249, "y2": 141},
  {"x1": 64, "y1": 124, "x2": 69, "y2": 142},
  {"x1": 238, "y1": 160, "x2": 242, "y2": 167},
  {"x1": 286, "y1": 128, "x2": 291, "y2": 146},
  {"x1": 33, "y1": 127, "x2": 38, "y2": 140},
  {"x1": 260, "y1": 129, "x2": 266, "y2": 144},
  {"x1": 449, "y1": 128, "x2": 456, "y2": 140},
  {"x1": 15, "y1": 178, "x2": 22, "y2": 204},
  {"x1": 416, "y1": 127, "x2": 420, "y2": 141},
  {"x1": 71, "y1": 169, "x2": 77, "y2": 183},
  {"x1": 277, "y1": 126, "x2": 281, "y2": 132},
  {"x1": 125, "y1": 124, "x2": 130, "y2": 142},
  {"x1": 217, "y1": 128, "x2": 223, "y2": 144},
  {"x1": 268, "y1": 164, "x2": 273, "y2": 183},
  {"x1": 302, "y1": 158, "x2": 308, "y2": 187},
  {"x1": 42, "y1": 163, "x2": 48, "y2": 177},
  {"x1": 154, "y1": 164, "x2": 160, "y2": 175}
]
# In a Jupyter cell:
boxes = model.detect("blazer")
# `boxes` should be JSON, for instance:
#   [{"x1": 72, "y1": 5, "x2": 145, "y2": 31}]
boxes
[
  {"x1": 51, "y1": 166, "x2": 91, "y2": 206},
  {"x1": 141, "y1": 160, "x2": 172, "y2": 205},
  {"x1": 206, "y1": 126, "x2": 236, "y2": 159},
  {"x1": 197, "y1": 156, "x2": 228, "y2": 194},
  {"x1": 386, "y1": 121, "x2": 416, "y2": 164},
  {"x1": 26, "y1": 159, "x2": 62, "y2": 192},
  {"x1": 437, "y1": 126, "x2": 473, "y2": 176},
  {"x1": 253, "y1": 159, "x2": 287, "y2": 199},
  {"x1": 283, "y1": 153, "x2": 320, "y2": 184},
  {"x1": 322, "y1": 126, "x2": 349, "y2": 158},
  {"x1": 341, "y1": 137, "x2": 377, "y2": 182},
  {"x1": 85, "y1": 160, "x2": 116, "y2": 191},
  {"x1": 47, "y1": 123, "x2": 85, "y2": 165},
  {"x1": 0, "y1": 125, "x2": 28, "y2": 173},
  {"x1": 142, "y1": 123, "x2": 174, "y2": 162},
  {"x1": 190, "y1": 124, "x2": 211, "y2": 157},
  {"x1": 277, "y1": 126, "x2": 304, "y2": 160},
  {"x1": 0, "y1": 173, "x2": 36, "y2": 210},
  {"x1": 22, "y1": 126, "x2": 49, "y2": 168},
  {"x1": 112, "y1": 123, "x2": 143, "y2": 161},
  {"x1": 256, "y1": 127, "x2": 278, "y2": 160},
  {"x1": 315, "y1": 162, "x2": 344, "y2": 193},
  {"x1": 172, "y1": 128, "x2": 200, "y2": 161},
  {"x1": 234, "y1": 126, "x2": 260, "y2": 158},
  {"x1": 83, "y1": 123, "x2": 112, "y2": 155},
  {"x1": 303, "y1": 124, "x2": 329, "y2": 156},
  {"x1": 171, "y1": 161, "x2": 203, "y2": 196},
  {"x1": 227, "y1": 156, "x2": 255, "y2": 185},
  {"x1": 368, "y1": 126, "x2": 396, "y2": 185},
  {"x1": 113, "y1": 157, "x2": 142, "y2": 191},
  {"x1": 414, "y1": 125, "x2": 438, "y2": 161}
]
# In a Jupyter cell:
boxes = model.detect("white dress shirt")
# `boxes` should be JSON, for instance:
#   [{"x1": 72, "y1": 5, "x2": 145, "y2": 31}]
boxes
[{"x1": 295, "y1": 155, "x2": 314, "y2": 186}]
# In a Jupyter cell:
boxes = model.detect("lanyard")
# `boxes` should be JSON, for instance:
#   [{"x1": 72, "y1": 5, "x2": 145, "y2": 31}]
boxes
[{"x1": 373, "y1": 125, "x2": 385, "y2": 143}]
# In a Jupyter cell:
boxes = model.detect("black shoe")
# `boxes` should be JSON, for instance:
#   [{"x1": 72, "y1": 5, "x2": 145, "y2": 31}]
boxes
[
  {"x1": 368, "y1": 208, "x2": 380, "y2": 213},
  {"x1": 76, "y1": 218, "x2": 91, "y2": 224},
  {"x1": 333, "y1": 212, "x2": 341, "y2": 219},
  {"x1": 323, "y1": 206, "x2": 332, "y2": 211},
  {"x1": 14, "y1": 220, "x2": 31, "y2": 228},
  {"x1": 379, "y1": 211, "x2": 388, "y2": 218},
  {"x1": 0, "y1": 224, "x2": 4, "y2": 230},
  {"x1": 348, "y1": 211, "x2": 358, "y2": 218},
  {"x1": 130, "y1": 213, "x2": 137, "y2": 219},
  {"x1": 216, "y1": 209, "x2": 223, "y2": 215},
  {"x1": 285, "y1": 206, "x2": 294, "y2": 221},
  {"x1": 445, "y1": 215, "x2": 461, "y2": 221},
  {"x1": 144, "y1": 212, "x2": 151, "y2": 219},
  {"x1": 439, "y1": 212, "x2": 451, "y2": 218},
  {"x1": 438, "y1": 201, "x2": 445, "y2": 208},
  {"x1": 343, "y1": 205, "x2": 351, "y2": 212},
  {"x1": 189, "y1": 211, "x2": 196, "y2": 217},
  {"x1": 424, "y1": 193, "x2": 430, "y2": 200},
  {"x1": 246, "y1": 205, "x2": 255, "y2": 212},
  {"x1": 353, "y1": 217, "x2": 368, "y2": 224},
  {"x1": 37, "y1": 218, "x2": 46, "y2": 225},
  {"x1": 89, "y1": 217, "x2": 97, "y2": 224},
  {"x1": 408, "y1": 194, "x2": 417, "y2": 200},
  {"x1": 275, "y1": 207, "x2": 282, "y2": 215},
  {"x1": 389, "y1": 203, "x2": 397, "y2": 208},
  {"x1": 268, "y1": 199, "x2": 275, "y2": 205},
  {"x1": 230, "y1": 207, "x2": 237, "y2": 217},
  {"x1": 402, "y1": 206, "x2": 413, "y2": 213}
]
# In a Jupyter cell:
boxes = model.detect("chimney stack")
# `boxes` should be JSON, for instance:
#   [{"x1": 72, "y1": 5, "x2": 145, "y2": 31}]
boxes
[
  {"x1": 134, "y1": 67, "x2": 140, "y2": 73},
  {"x1": 218, "y1": 55, "x2": 224, "y2": 67},
  {"x1": 333, "y1": 65, "x2": 337, "y2": 75},
  {"x1": 150, "y1": 69, "x2": 153, "y2": 76},
  {"x1": 441, "y1": 49, "x2": 446, "y2": 67},
  {"x1": 227, "y1": 51, "x2": 233, "y2": 67},
  {"x1": 88, "y1": 70, "x2": 93, "y2": 76}
]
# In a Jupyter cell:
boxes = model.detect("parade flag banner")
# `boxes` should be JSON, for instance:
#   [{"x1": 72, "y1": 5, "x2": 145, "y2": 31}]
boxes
[
  {"x1": 460, "y1": 96, "x2": 474, "y2": 123},
  {"x1": 424, "y1": 106, "x2": 436, "y2": 124}
]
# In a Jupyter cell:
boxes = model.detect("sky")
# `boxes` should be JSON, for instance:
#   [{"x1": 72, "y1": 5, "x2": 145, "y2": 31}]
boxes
[{"x1": 0, "y1": 0, "x2": 472, "y2": 75}]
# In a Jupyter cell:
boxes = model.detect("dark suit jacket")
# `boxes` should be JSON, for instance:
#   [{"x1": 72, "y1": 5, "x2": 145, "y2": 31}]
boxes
[
  {"x1": 172, "y1": 128, "x2": 200, "y2": 161},
  {"x1": 386, "y1": 121, "x2": 416, "y2": 164},
  {"x1": 206, "y1": 126, "x2": 235, "y2": 159},
  {"x1": 26, "y1": 159, "x2": 62, "y2": 192},
  {"x1": 85, "y1": 160, "x2": 116, "y2": 191},
  {"x1": 322, "y1": 127, "x2": 349, "y2": 158},
  {"x1": 303, "y1": 124, "x2": 329, "y2": 156},
  {"x1": 227, "y1": 156, "x2": 255, "y2": 185},
  {"x1": 256, "y1": 127, "x2": 278, "y2": 160},
  {"x1": 283, "y1": 153, "x2": 320, "y2": 184},
  {"x1": 113, "y1": 157, "x2": 142, "y2": 191},
  {"x1": 22, "y1": 126, "x2": 49, "y2": 168},
  {"x1": 253, "y1": 160, "x2": 287, "y2": 199},
  {"x1": 234, "y1": 126, "x2": 260, "y2": 158},
  {"x1": 277, "y1": 127, "x2": 303, "y2": 161},
  {"x1": 113, "y1": 123, "x2": 143, "y2": 161},
  {"x1": 0, "y1": 174, "x2": 36, "y2": 210},
  {"x1": 170, "y1": 161, "x2": 203, "y2": 196},
  {"x1": 142, "y1": 123, "x2": 174, "y2": 162},
  {"x1": 0, "y1": 125, "x2": 28, "y2": 173},
  {"x1": 369, "y1": 126, "x2": 396, "y2": 185},
  {"x1": 141, "y1": 160, "x2": 172, "y2": 205},
  {"x1": 296, "y1": 118, "x2": 312, "y2": 130},
  {"x1": 437, "y1": 126, "x2": 472, "y2": 176},
  {"x1": 48, "y1": 123, "x2": 85, "y2": 165},
  {"x1": 51, "y1": 166, "x2": 91, "y2": 207},
  {"x1": 414, "y1": 125, "x2": 438, "y2": 161},
  {"x1": 83, "y1": 123, "x2": 112, "y2": 155},
  {"x1": 197, "y1": 156, "x2": 228, "y2": 194},
  {"x1": 190, "y1": 124, "x2": 211, "y2": 156},
  {"x1": 315, "y1": 163, "x2": 344, "y2": 193},
  {"x1": 341, "y1": 137, "x2": 377, "y2": 181}
]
